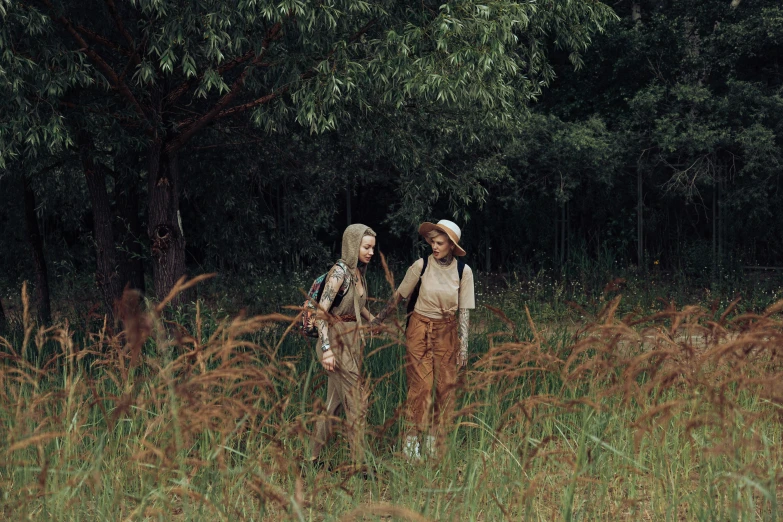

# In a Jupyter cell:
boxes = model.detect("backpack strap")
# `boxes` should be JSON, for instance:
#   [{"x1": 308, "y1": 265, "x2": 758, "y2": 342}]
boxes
[
  {"x1": 405, "y1": 257, "x2": 427, "y2": 327},
  {"x1": 335, "y1": 260, "x2": 349, "y2": 280},
  {"x1": 326, "y1": 261, "x2": 350, "y2": 308}
]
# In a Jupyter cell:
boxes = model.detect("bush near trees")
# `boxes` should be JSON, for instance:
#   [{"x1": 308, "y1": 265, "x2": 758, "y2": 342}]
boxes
[{"x1": 1, "y1": 0, "x2": 782, "y2": 319}]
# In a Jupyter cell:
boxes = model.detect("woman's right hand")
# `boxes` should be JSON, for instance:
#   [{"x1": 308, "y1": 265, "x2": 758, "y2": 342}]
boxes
[{"x1": 321, "y1": 349, "x2": 336, "y2": 371}]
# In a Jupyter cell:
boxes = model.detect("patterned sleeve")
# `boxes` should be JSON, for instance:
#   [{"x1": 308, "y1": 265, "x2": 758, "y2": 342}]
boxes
[
  {"x1": 317, "y1": 264, "x2": 347, "y2": 348},
  {"x1": 459, "y1": 308, "x2": 469, "y2": 354}
]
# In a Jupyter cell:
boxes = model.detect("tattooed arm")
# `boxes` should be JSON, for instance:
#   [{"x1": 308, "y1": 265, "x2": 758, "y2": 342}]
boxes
[
  {"x1": 316, "y1": 265, "x2": 346, "y2": 370},
  {"x1": 457, "y1": 308, "x2": 470, "y2": 367}
]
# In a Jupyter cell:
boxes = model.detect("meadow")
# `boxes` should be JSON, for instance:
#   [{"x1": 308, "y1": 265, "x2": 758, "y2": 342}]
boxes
[{"x1": 1, "y1": 265, "x2": 782, "y2": 521}]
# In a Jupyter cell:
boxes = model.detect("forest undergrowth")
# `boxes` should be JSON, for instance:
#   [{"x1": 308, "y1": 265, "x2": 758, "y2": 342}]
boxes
[{"x1": 1, "y1": 270, "x2": 783, "y2": 521}]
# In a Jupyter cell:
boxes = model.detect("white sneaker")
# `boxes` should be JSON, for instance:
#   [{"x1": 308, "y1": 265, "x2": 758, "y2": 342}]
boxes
[
  {"x1": 423, "y1": 435, "x2": 437, "y2": 458},
  {"x1": 402, "y1": 435, "x2": 421, "y2": 461}
]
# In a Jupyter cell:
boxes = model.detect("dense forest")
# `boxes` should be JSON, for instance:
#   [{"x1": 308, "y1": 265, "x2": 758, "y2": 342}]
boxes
[{"x1": 1, "y1": 0, "x2": 782, "y2": 321}]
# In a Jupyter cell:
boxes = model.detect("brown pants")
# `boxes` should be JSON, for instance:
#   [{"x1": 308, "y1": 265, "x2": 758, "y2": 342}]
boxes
[
  {"x1": 311, "y1": 321, "x2": 367, "y2": 463},
  {"x1": 405, "y1": 312, "x2": 459, "y2": 436}
]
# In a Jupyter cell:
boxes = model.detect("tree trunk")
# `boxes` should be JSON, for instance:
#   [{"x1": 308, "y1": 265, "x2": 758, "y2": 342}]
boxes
[
  {"x1": 553, "y1": 201, "x2": 559, "y2": 267},
  {"x1": 22, "y1": 176, "x2": 52, "y2": 324},
  {"x1": 484, "y1": 222, "x2": 491, "y2": 273},
  {"x1": 115, "y1": 152, "x2": 146, "y2": 293},
  {"x1": 712, "y1": 182, "x2": 717, "y2": 280},
  {"x1": 346, "y1": 184, "x2": 352, "y2": 226},
  {"x1": 560, "y1": 203, "x2": 567, "y2": 267},
  {"x1": 148, "y1": 140, "x2": 188, "y2": 305},
  {"x1": 632, "y1": 2, "x2": 641, "y2": 22},
  {"x1": 718, "y1": 173, "x2": 724, "y2": 267},
  {"x1": 0, "y1": 296, "x2": 7, "y2": 333},
  {"x1": 79, "y1": 131, "x2": 122, "y2": 320},
  {"x1": 637, "y1": 166, "x2": 644, "y2": 265}
]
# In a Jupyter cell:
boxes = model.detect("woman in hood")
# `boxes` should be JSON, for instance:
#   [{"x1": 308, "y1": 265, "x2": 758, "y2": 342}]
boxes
[
  {"x1": 309, "y1": 224, "x2": 377, "y2": 469},
  {"x1": 372, "y1": 220, "x2": 475, "y2": 461}
]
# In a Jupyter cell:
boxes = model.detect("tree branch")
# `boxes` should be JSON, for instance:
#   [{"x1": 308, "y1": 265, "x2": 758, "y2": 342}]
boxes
[
  {"x1": 75, "y1": 24, "x2": 133, "y2": 58},
  {"x1": 165, "y1": 17, "x2": 375, "y2": 154},
  {"x1": 103, "y1": 0, "x2": 136, "y2": 48},
  {"x1": 102, "y1": 0, "x2": 142, "y2": 66},
  {"x1": 213, "y1": 88, "x2": 288, "y2": 120},
  {"x1": 41, "y1": 0, "x2": 150, "y2": 129},
  {"x1": 163, "y1": 49, "x2": 256, "y2": 108},
  {"x1": 164, "y1": 22, "x2": 283, "y2": 154}
]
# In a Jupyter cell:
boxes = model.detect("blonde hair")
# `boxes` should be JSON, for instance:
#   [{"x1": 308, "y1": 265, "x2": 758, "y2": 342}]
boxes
[{"x1": 426, "y1": 229, "x2": 450, "y2": 242}]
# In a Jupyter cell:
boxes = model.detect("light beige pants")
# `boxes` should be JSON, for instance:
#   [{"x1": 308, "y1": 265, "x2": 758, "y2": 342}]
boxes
[{"x1": 311, "y1": 321, "x2": 367, "y2": 463}]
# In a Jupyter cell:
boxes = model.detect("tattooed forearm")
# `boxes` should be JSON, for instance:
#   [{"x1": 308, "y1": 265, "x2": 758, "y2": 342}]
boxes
[
  {"x1": 373, "y1": 292, "x2": 402, "y2": 324},
  {"x1": 317, "y1": 265, "x2": 346, "y2": 346},
  {"x1": 458, "y1": 308, "x2": 469, "y2": 353}
]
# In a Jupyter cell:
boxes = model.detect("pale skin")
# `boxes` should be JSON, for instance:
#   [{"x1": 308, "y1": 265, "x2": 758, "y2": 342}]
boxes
[
  {"x1": 319, "y1": 235, "x2": 376, "y2": 371},
  {"x1": 373, "y1": 232, "x2": 469, "y2": 367}
]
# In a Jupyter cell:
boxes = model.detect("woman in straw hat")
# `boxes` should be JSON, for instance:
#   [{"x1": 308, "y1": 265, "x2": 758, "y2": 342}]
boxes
[
  {"x1": 309, "y1": 224, "x2": 377, "y2": 470},
  {"x1": 372, "y1": 219, "x2": 475, "y2": 460}
]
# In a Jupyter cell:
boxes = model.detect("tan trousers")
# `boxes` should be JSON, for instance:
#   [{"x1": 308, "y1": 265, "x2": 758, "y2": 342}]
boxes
[
  {"x1": 405, "y1": 312, "x2": 459, "y2": 437},
  {"x1": 311, "y1": 321, "x2": 367, "y2": 463}
]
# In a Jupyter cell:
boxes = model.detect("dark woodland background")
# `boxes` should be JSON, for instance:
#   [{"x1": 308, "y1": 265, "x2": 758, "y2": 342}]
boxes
[{"x1": 2, "y1": 0, "x2": 782, "y2": 323}]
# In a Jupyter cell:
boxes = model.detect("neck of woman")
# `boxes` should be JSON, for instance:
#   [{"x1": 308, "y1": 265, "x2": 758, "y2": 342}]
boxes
[{"x1": 436, "y1": 253, "x2": 454, "y2": 266}]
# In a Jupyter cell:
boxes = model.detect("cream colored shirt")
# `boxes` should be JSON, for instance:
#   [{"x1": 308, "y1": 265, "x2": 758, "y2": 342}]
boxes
[{"x1": 397, "y1": 255, "x2": 475, "y2": 319}]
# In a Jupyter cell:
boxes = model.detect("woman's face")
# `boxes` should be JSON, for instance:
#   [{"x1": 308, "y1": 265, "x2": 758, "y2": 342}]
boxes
[
  {"x1": 430, "y1": 233, "x2": 455, "y2": 260},
  {"x1": 359, "y1": 235, "x2": 376, "y2": 264}
]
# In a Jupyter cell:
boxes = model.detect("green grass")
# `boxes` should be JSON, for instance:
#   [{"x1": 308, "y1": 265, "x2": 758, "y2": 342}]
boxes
[{"x1": 1, "y1": 270, "x2": 782, "y2": 520}]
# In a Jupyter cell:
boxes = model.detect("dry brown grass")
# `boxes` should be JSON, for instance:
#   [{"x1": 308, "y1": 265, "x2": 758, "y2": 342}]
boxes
[{"x1": 0, "y1": 277, "x2": 781, "y2": 520}]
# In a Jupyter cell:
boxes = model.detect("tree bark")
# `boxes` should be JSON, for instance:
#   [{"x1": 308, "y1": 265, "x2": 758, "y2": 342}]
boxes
[
  {"x1": 79, "y1": 131, "x2": 123, "y2": 320},
  {"x1": 148, "y1": 140, "x2": 188, "y2": 305},
  {"x1": 560, "y1": 203, "x2": 567, "y2": 267},
  {"x1": 22, "y1": 176, "x2": 52, "y2": 324},
  {"x1": 0, "y1": 296, "x2": 7, "y2": 333},
  {"x1": 346, "y1": 185, "x2": 352, "y2": 226},
  {"x1": 115, "y1": 151, "x2": 146, "y2": 293},
  {"x1": 553, "y1": 201, "x2": 559, "y2": 267},
  {"x1": 485, "y1": 222, "x2": 491, "y2": 273},
  {"x1": 637, "y1": 166, "x2": 644, "y2": 265},
  {"x1": 712, "y1": 182, "x2": 717, "y2": 280}
]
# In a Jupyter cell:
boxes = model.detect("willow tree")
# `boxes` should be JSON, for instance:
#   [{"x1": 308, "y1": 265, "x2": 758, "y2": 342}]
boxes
[{"x1": 1, "y1": 0, "x2": 616, "y2": 303}]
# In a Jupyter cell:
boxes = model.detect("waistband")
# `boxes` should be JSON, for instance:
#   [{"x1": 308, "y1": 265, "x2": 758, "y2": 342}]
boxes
[{"x1": 410, "y1": 311, "x2": 455, "y2": 324}]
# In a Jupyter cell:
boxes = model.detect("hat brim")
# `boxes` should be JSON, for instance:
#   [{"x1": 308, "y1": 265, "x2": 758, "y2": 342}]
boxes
[{"x1": 418, "y1": 222, "x2": 466, "y2": 257}]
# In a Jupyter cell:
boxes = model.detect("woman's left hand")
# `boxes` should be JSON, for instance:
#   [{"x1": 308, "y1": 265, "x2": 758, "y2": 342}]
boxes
[{"x1": 457, "y1": 349, "x2": 468, "y2": 368}]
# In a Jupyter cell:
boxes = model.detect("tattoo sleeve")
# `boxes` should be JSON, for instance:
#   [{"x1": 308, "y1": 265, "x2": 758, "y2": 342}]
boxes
[
  {"x1": 373, "y1": 292, "x2": 402, "y2": 324},
  {"x1": 459, "y1": 308, "x2": 470, "y2": 353},
  {"x1": 317, "y1": 265, "x2": 346, "y2": 347}
]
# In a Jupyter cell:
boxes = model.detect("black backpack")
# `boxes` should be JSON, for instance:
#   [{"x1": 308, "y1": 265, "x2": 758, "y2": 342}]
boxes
[{"x1": 406, "y1": 256, "x2": 466, "y2": 327}]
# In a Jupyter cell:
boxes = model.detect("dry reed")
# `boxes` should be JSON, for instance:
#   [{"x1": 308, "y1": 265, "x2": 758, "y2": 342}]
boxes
[{"x1": 0, "y1": 276, "x2": 781, "y2": 520}]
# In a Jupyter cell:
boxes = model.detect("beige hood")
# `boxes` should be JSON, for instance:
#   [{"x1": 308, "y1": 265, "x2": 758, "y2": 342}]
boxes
[{"x1": 337, "y1": 223, "x2": 375, "y2": 334}]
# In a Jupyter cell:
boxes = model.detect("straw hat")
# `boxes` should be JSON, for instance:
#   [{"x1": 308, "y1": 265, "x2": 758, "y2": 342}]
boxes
[{"x1": 418, "y1": 219, "x2": 466, "y2": 257}]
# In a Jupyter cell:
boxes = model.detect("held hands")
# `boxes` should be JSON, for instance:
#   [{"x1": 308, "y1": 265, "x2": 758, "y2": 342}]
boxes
[{"x1": 369, "y1": 318, "x2": 384, "y2": 335}]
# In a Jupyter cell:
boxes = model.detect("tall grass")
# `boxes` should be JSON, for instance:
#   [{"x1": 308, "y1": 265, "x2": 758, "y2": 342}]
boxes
[{"x1": 1, "y1": 276, "x2": 782, "y2": 520}]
